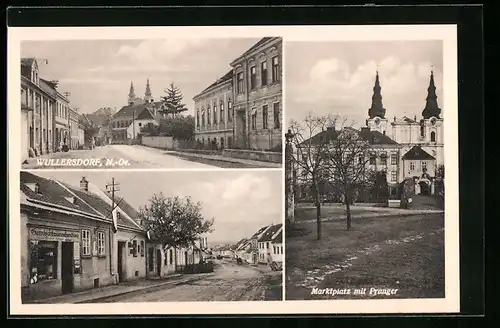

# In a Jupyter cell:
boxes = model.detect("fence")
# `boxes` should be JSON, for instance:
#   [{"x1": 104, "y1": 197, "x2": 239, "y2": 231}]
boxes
[{"x1": 141, "y1": 136, "x2": 176, "y2": 149}]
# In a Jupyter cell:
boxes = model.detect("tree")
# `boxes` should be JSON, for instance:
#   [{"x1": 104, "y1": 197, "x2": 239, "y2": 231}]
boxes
[
  {"x1": 141, "y1": 116, "x2": 195, "y2": 140},
  {"x1": 288, "y1": 113, "x2": 332, "y2": 240},
  {"x1": 138, "y1": 193, "x2": 214, "y2": 266},
  {"x1": 323, "y1": 120, "x2": 375, "y2": 231},
  {"x1": 160, "y1": 83, "x2": 188, "y2": 118}
]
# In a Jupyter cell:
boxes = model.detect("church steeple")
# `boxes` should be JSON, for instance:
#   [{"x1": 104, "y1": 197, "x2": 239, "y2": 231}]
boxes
[
  {"x1": 422, "y1": 69, "x2": 441, "y2": 119},
  {"x1": 128, "y1": 81, "x2": 136, "y2": 105},
  {"x1": 144, "y1": 78, "x2": 153, "y2": 103},
  {"x1": 368, "y1": 71, "x2": 386, "y2": 119}
]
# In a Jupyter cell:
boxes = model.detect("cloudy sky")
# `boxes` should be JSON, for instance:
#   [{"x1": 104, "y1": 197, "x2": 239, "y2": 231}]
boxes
[
  {"x1": 21, "y1": 38, "x2": 260, "y2": 115},
  {"x1": 285, "y1": 40, "x2": 444, "y2": 127},
  {"x1": 33, "y1": 170, "x2": 282, "y2": 245}
]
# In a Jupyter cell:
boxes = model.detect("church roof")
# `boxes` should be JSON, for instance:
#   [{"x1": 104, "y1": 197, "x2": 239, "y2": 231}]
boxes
[
  {"x1": 402, "y1": 146, "x2": 435, "y2": 160},
  {"x1": 392, "y1": 116, "x2": 418, "y2": 125},
  {"x1": 114, "y1": 101, "x2": 163, "y2": 119},
  {"x1": 422, "y1": 70, "x2": 442, "y2": 119}
]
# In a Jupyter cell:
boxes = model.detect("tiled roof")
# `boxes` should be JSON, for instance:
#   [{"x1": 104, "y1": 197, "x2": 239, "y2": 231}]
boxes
[
  {"x1": 85, "y1": 113, "x2": 108, "y2": 126},
  {"x1": 197, "y1": 70, "x2": 233, "y2": 97},
  {"x1": 258, "y1": 224, "x2": 282, "y2": 242},
  {"x1": 272, "y1": 230, "x2": 282, "y2": 243},
  {"x1": 135, "y1": 107, "x2": 163, "y2": 121},
  {"x1": 114, "y1": 101, "x2": 163, "y2": 119},
  {"x1": 251, "y1": 226, "x2": 269, "y2": 239},
  {"x1": 237, "y1": 37, "x2": 274, "y2": 59},
  {"x1": 21, "y1": 58, "x2": 35, "y2": 67},
  {"x1": 38, "y1": 79, "x2": 58, "y2": 98},
  {"x1": 233, "y1": 238, "x2": 248, "y2": 250},
  {"x1": 300, "y1": 127, "x2": 399, "y2": 146},
  {"x1": 20, "y1": 172, "x2": 101, "y2": 217},
  {"x1": 402, "y1": 146, "x2": 435, "y2": 160}
]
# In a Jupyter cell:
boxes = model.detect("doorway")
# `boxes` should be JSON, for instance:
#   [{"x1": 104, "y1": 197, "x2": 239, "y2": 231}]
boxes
[
  {"x1": 117, "y1": 241, "x2": 126, "y2": 282},
  {"x1": 148, "y1": 247, "x2": 154, "y2": 272},
  {"x1": 156, "y1": 249, "x2": 162, "y2": 276},
  {"x1": 419, "y1": 181, "x2": 430, "y2": 195},
  {"x1": 184, "y1": 251, "x2": 188, "y2": 265},
  {"x1": 61, "y1": 242, "x2": 74, "y2": 294}
]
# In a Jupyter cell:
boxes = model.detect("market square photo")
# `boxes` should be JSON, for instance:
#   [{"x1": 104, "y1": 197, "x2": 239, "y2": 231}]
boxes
[{"x1": 284, "y1": 39, "x2": 452, "y2": 301}]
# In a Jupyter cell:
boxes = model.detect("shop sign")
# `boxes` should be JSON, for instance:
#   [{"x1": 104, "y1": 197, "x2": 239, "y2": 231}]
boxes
[{"x1": 29, "y1": 227, "x2": 80, "y2": 242}]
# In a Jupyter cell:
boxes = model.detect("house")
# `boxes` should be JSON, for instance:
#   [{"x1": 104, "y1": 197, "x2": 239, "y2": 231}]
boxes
[
  {"x1": 127, "y1": 107, "x2": 163, "y2": 140},
  {"x1": 230, "y1": 37, "x2": 283, "y2": 150},
  {"x1": 401, "y1": 145, "x2": 437, "y2": 195},
  {"x1": 270, "y1": 229, "x2": 283, "y2": 264},
  {"x1": 257, "y1": 224, "x2": 282, "y2": 264},
  {"x1": 232, "y1": 238, "x2": 249, "y2": 260},
  {"x1": 68, "y1": 107, "x2": 81, "y2": 150}
]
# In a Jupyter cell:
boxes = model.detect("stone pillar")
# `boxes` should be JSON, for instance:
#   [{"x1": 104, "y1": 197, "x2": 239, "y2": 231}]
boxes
[{"x1": 285, "y1": 129, "x2": 295, "y2": 224}]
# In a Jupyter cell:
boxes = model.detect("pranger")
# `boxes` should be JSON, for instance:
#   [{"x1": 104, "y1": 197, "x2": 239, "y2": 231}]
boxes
[{"x1": 369, "y1": 288, "x2": 399, "y2": 296}]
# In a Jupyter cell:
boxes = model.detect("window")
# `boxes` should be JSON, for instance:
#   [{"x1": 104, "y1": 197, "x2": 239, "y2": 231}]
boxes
[
  {"x1": 196, "y1": 110, "x2": 200, "y2": 128},
  {"x1": 262, "y1": 105, "x2": 268, "y2": 129},
  {"x1": 272, "y1": 56, "x2": 279, "y2": 82},
  {"x1": 97, "y1": 232, "x2": 105, "y2": 255},
  {"x1": 213, "y1": 103, "x2": 217, "y2": 124},
  {"x1": 391, "y1": 171, "x2": 397, "y2": 182},
  {"x1": 138, "y1": 122, "x2": 142, "y2": 127},
  {"x1": 391, "y1": 153, "x2": 397, "y2": 165},
  {"x1": 369, "y1": 154, "x2": 376, "y2": 165},
  {"x1": 169, "y1": 249, "x2": 173, "y2": 265},
  {"x1": 273, "y1": 103, "x2": 280, "y2": 129},
  {"x1": 220, "y1": 102, "x2": 224, "y2": 123},
  {"x1": 201, "y1": 108, "x2": 205, "y2": 127},
  {"x1": 380, "y1": 154, "x2": 387, "y2": 165},
  {"x1": 266, "y1": 242, "x2": 270, "y2": 249},
  {"x1": 430, "y1": 131, "x2": 436, "y2": 142},
  {"x1": 82, "y1": 229, "x2": 91, "y2": 256},
  {"x1": 409, "y1": 161, "x2": 415, "y2": 170},
  {"x1": 237, "y1": 72, "x2": 244, "y2": 93},
  {"x1": 251, "y1": 110, "x2": 257, "y2": 130},
  {"x1": 228, "y1": 100, "x2": 233, "y2": 122},
  {"x1": 133, "y1": 240, "x2": 138, "y2": 257},
  {"x1": 140, "y1": 240, "x2": 145, "y2": 257},
  {"x1": 250, "y1": 66, "x2": 257, "y2": 89},
  {"x1": 422, "y1": 161, "x2": 427, "y2": 171},
  {"x1": 261, "y1": 61, "x2": 268, "y2": 86},
  {"x1": 207, "y1": 106, "x2": 211, "y2": 126},
  {"x1": 29, "y1": 241, "x2": 58, "y2": 282},
  {"x1": 21, "y1": 88, "x2": 27, "y2": 105}
]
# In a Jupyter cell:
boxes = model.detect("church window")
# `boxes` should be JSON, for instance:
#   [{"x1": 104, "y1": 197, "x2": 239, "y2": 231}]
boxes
[{"x1": 430, "y1": 131, "x2": 436, "y2": 142}]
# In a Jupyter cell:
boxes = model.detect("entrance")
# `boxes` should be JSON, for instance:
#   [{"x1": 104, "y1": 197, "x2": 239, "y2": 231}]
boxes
[
  {"x1": 156, "y1": 249, "x2": 162, "y2": 276},
  {"x1": 148, "y1": 247, "x2": 154, "y2": 272},
  {"x1": 61, "y1": 242, "x2": 74, "y2": 294},
  {"x1": 117, "y1": 241, "x2": 126, "y2": 282},
  {"x1": 419, "y1": 181, "x2": 430, "y2": 195}
]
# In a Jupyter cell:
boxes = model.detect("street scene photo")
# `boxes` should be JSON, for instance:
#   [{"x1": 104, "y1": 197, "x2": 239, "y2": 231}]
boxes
[
  {"x1": 20, "y1": 37, "x2": 283, "y2": 169},
  {"x1": 20, "y1": 170, "x2": 283, "y2": 303},
  {"x1": 284, "y1": 40, "x2": 446, "y2": 300}
]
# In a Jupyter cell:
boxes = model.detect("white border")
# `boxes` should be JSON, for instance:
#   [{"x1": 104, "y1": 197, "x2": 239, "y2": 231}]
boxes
[{"x1": 8, "y1": 25, "x2": 459, "y2": 315}]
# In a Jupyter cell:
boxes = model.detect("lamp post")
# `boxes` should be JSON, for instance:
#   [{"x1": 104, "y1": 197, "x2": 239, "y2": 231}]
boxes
[{"x1": 285, "y1": 129, "x2": 295, "y2": 224}]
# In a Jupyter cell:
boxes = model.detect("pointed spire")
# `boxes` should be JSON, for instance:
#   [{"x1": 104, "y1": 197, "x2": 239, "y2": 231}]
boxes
[
  {"x1": 128, "y1": 81, "x2": 136, "y2": 104},
  {"x1": 368, "y1": 71, "x2": 386, "y2": 119},
  {"x1": 144, "y1": 78, "x2": 153, "y2": 102},
  {"x1": 422, "y1": 69, "x2": 442, "y2": 119}
]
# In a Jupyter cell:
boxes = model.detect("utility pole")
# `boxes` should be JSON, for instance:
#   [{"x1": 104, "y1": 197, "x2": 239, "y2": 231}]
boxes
[
  {"x1": 132, "y1": 110, "x2": 136, "y2": 140},
  {"x1": 106, "y1": 178, "x2": 120, "y2": 279}
]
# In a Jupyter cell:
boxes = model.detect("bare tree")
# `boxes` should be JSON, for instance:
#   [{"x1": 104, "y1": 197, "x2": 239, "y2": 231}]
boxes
[
  {"x1": 323, "y1": 120, "x2": 375, "y2": 231},
  {"x1": 288, "y1": 113, "x2": 332, "y2": 240}
]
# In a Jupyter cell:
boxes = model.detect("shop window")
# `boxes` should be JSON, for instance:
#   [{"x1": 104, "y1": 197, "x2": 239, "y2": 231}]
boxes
[
  {"x1": 140, "y1": 240, "x2": 145, "y2": 257},
  {"x1": 29, "y1": 241, "x2": 58, "y2": 283},
  {"x1": 81, "y1": 229, "x2": 91, "y2": 256},
  {"x1": 97, "y1": 232, "x2": 105, "y2": 255}
]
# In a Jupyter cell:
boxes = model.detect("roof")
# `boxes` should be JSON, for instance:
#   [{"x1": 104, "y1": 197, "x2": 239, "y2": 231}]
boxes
[
  {"x1": 20, "y1": 171, "x2": 101, "y2": 217},
  {"x1": 39, "y1": 79, "x2": 58, "y2": 98},
  {"x1": 272, "y1": 230, "x2": 282, "y2": 243},
  {"x1": 21, "y1": 58, "x2": 35, "y2": 67},
  {"x1": 233, "y1": 238, "x2": 249, "y2": 250},
  {"x1": 258, "y1": 224, "x2": 282, "y2": 242},
  {"x1": 402, "y1": 146, "x2": 435, "y2": 160},
  {"x1": 231, "y1": 37, "x2": 275, "y2": 65},
  {"x1": 393, "y1": 116, "x2": 418, "y2": 124},
  {"x1": 251, "y1": 226, "x2": 270, "y2": 239},
  {"x1": 300, "y1": 127, "x2": 399, "y2": 146},
  {"x1": 196, "y1": 70, "x2": 233, "y2": 98},
  {"x1": 135, "y1": 107, "x2": 163, "y2": 121},
  {"x1": 114, "y1": 101, "x2": 163, "y2": 119}
]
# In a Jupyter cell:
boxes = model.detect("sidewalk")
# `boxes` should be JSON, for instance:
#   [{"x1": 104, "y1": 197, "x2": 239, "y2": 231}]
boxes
[
  {"x1": 26, "y1": 273, "x2": 212, "y2": 304},
  {"x1": 163, "y1": 150, "x2": 282, "y2": 168},
  {"x1": 296, "y1": 208, "x2": 444, "y2": 224}
]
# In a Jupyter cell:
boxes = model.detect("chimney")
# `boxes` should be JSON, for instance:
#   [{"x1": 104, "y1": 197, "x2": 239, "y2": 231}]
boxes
[
  {"x1": 80, "y1": 177, "x2": 89, "y2": 192},
  {"x1": 26, "y1": 182, "x2": 41, "y2": 194}
]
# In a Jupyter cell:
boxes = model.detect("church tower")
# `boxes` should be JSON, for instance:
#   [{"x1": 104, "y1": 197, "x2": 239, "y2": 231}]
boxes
[
  {"x1": 419, "y1": 70, "x2": 444, "y2": 145},
  {"x1": 128, "y1": 81, "x2": 136, "y2": 105},
  {"x1": 366, "y1": 71, "x2": 388, "y2": 134},
  {"x1": 144, "y1": 78, "x2": 153, "y2": 103},
  {"x1": 421, "y1": 70, "x2": 442, "y2": 119}
]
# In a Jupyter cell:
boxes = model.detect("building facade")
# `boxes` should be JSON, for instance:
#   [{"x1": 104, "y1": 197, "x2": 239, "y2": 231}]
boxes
[
  {"x1": 68, "y1": 107, "x2": 81, "y2": 149},
  {"x1": 193, "y1": 70, "x2": 234, "y2": 149},
  {"x1": 230, "y1": 37, "x2": 283, "y2": 150},
  {"x1": 257, "y1": 224, "x2": 282, "y2": 264}
]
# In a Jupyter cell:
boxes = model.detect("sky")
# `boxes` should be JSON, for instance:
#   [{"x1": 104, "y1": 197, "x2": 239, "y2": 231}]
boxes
[
  {"x1": 285, "y1": 40, "x2": 444, "y2": 128},
  {"x1": 32, "y1": 170, "x2": 282, "y2": 245},
  {"x1": 21, "y1": 38, "x2": 261, "y2": 115}
]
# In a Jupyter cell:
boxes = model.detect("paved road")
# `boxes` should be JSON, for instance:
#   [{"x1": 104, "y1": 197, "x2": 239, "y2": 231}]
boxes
[
  {"x1": 22, "y1": 145, "x2": 216, "y2": 169},
  {"x1": 101, "y1": 260, "x2": 282, "y2": 302}
]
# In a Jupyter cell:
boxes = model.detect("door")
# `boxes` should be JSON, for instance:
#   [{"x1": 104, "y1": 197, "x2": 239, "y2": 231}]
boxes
[
  {"x1": 61, "y1": 242, "x2": 74, "y2": 294},
  {"x1": 156, "y1": 249, "x2": 162, "y2": 276},
  {"x1": 117, "y1": 241, "x2": 125, "y2": 282},
  {"x1": 148, "y1": 248, "x2": 154, "y2": 272}
]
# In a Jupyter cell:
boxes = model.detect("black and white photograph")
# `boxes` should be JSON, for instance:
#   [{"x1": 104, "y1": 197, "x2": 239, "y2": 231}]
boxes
[
  {"x1": 20, "y1": 170, "x2": 283, "y2": 303},
  {"x1": 19, "y1": 37, "x2": 283, "y2": 169},
  {"x1": 284, "y1": 40, "x2": 448, "y2": 300}
]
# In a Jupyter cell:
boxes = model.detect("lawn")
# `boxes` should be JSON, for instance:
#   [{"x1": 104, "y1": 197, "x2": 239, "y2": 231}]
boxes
[{"x1": 285, "y1": 213, "x2": 445, "y2": 300}]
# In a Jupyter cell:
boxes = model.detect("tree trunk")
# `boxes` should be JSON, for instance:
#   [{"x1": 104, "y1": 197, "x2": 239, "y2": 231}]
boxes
[
  {"x1": 345, "y1": 194, "x2": 352, "y2": 231},
  {"x1": 315, "y1": 189, "x2": 322, "y2": 240}
]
